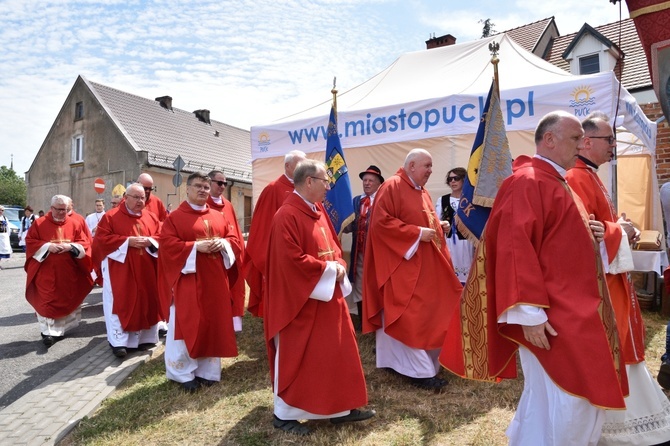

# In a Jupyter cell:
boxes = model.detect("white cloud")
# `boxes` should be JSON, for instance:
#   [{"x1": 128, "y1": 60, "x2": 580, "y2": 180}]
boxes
[{"x1": 0, "y1": 0, "x2": 637, "y2": 175}]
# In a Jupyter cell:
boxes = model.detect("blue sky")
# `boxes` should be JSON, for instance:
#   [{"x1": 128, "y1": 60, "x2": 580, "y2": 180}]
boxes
[{"x1": 0, "y1": 0, "x2": 630, "y2": 175}]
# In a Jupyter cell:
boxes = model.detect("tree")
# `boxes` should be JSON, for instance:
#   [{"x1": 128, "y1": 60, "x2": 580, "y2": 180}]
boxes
[
  {"x1": 479, "y1": 18, "x2": 495, "y2": 38},
  {"x1": 0, "y1": 165, "x2": 27, "y2": 207}
]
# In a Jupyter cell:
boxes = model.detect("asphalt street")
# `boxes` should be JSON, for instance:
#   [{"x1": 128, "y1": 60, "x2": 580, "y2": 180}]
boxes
[{"x1": 0, "y1": 252, "x2": 107, "y2": 410}]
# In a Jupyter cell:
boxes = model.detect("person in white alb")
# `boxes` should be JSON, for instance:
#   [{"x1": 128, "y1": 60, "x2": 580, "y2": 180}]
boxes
[{"x1": 85, "y1": 199, "x2": 105, "y2": 237}]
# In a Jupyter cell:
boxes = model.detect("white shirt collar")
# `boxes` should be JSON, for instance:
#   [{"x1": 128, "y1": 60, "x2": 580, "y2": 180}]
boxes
[{"x1": 534, "y1": 154, "x2": 567, "y2": 178}]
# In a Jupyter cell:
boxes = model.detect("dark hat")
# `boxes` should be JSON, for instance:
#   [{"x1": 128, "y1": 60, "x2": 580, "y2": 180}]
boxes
[{"x1": 359, "y1": 165, "x2": 384, "y2": 183}]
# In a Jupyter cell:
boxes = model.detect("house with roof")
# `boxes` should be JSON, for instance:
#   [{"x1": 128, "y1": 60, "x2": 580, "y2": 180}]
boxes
[
  {"x1": 509, "y1": 17, "x2": 669, "y2": 183},
  {"x1": 26, "y1": 75, "x2": 253, "y2": 230},
  {"x1": 427, "y1": 17, "x2": 670, "y2": 184}
]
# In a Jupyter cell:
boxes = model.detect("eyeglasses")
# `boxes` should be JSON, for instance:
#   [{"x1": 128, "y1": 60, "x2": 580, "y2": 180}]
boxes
[
  {"x1": 51, "y1": 206, "x2": 67, "y2": 212},
  {"x1": 213, "y1": 180, "x2": 228, "y2": 187},
  {"x1": 143, "y1": 186, "x2": 156, "y2": 192},
  {"x1": 589, "y1": 135, "x2": 616, "y2": 144},
  {"x1": 309, "y1": 176, "x2": 330, "y2": 185},
  {"x1": 126, "y1": 194, "x2": 146, "y2": 201},
  {"x1": 447, "y1": 176, "x2": 463, "y2": 182}
]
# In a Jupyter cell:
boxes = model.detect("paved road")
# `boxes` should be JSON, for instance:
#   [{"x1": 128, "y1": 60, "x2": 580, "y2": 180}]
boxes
[{"x1": 0, "y1": 252, "x2": 108, "y2": 410}]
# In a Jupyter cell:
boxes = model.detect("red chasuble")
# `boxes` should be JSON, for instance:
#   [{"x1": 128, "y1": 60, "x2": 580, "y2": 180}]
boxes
[
  {"x1": 158, "y1": 201, "x2": 242, "y2": 358},
  {"x1": 264, "y1": 194, "x2": 367, "y2": 415},
  {"x1": 363, "y1": 167, "x2": 462, "y2": 349},
  {"x1": 566, "y1": 158, "x2": 645, "y2": 364},
  {"x1": 144, "y1": 195, "x2": 168, "y2": 222},
  {"x1": 244, "y1": 174, "x2": 294, "y2": 317},
  {"x1": 440, "y1": 156, "x2": 628, "y2": 409},
  {"x1": 92, "y1": 203, "x2": 163, "y2": 331},
  {"x1": 25, "y1": 212, "x2": 94, "y2": 319},
  {"x1": 207, "y1": 195, "x2": 245, "y2": 318}
]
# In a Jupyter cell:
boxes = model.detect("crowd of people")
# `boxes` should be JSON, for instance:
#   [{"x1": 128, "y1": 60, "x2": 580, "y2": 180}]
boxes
[{"x1": 13, "y1": 110, "x2": 670, "y2": 443}]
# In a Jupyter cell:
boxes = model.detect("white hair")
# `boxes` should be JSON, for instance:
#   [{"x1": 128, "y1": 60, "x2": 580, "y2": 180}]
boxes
[{"x1": 404, "y1": 148, "x2": 431, "y2": 169}]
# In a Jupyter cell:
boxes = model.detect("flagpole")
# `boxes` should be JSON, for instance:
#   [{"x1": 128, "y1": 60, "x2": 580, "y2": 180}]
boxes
[
  {"x1": 332, "y1": 76, "x2": 338, "y2": 117},
  {"x1": 488, "y1": 41, "x2": 500, "y2": 95}
]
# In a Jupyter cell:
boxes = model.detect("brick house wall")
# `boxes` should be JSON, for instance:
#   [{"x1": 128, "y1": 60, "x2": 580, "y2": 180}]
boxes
[{"x1": 640, "y1": 102, "x2": 670, "y2": 184}]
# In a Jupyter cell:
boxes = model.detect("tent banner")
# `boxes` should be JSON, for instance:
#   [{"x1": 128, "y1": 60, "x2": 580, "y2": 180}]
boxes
[{"x1": 250, "y1": 72, "x2": 655, "y2": 160}]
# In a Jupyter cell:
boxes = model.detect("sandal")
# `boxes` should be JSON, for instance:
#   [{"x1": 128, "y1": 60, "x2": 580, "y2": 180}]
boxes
[{"x1": 273, "y1": 415, "x2": 311, "y2": 436}]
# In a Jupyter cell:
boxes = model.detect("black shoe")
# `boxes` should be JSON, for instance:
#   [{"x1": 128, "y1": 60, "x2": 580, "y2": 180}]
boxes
[
  {"x1": 330, "y1": 408, "x2": 376, "y2": 424},
  {"x1": 137, "y1": 343, "x2": 156, "y2": 351},
  {"x1": 195, "y1": 376, "x2": 217, "y2": 387},
  {"x1": 180, "y1": 379, "x2": 200, "y2": 393},
  {"x1": 112, "y1": 347, "x2": 127, "y2": 358},
  {"x1": 273, "y1": 415, "x2": 311, "y2": 436},
  {"x1": 158, "y1": 328, "x2": 168, "y2": 338},
  {"x1": 410, "y1": 376, "x2": 448, "y2": 391},
  {"x1": 659, "y1": 361, "x2": 670, "y2": 390},
  {"x1": 41, "y1": 334, "x2": 55, "y2": 347}
]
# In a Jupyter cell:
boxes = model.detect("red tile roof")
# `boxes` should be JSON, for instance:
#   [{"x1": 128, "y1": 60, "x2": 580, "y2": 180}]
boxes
[{"x1": 501, "y1": 17, "x2": 555, "y2": 54}]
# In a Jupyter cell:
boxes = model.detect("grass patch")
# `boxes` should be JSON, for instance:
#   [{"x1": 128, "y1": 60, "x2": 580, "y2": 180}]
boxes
[{"x1": 61, "y1": 309, "x2": 669, "y2": 445}]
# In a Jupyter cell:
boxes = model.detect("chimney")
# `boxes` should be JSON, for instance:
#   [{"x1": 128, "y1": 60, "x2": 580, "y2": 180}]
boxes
[
  {"x1": 426, "y1": 33, "x2": 457, "y2": 50},
  {"x1": 155, "y1": 96, "x2": 173, "y2": 110},
  {"x1": 194, "y1": 109, "x2": 211, "y2": 125}
]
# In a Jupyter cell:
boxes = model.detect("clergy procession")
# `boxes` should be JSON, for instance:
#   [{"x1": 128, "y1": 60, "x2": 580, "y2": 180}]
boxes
[{"x1": 14, "y1": 115, "x2": 670, "y2": 443}]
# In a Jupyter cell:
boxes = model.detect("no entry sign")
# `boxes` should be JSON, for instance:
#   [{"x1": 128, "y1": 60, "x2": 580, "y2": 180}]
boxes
[{"x1": 94, "y1": 178, "x2": 105, "y2": 193}]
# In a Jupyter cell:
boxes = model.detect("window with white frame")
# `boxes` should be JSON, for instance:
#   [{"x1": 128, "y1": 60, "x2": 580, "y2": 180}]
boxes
[
  {"x1": 579, "y1": 54, "x2": 600, "y2": 75},
  {"x1": 72, "y1": 135, "x2": 84, "y2": 163}
]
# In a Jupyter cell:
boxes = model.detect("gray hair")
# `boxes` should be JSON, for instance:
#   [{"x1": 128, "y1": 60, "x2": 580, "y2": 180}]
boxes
[
  {"x1": 51, "y1": 195, "x2": 71, "y2": 206},
  {"x1": 284, "y1": 150, "x2": 307, "y2": 164},
  {"x1": 581, "y1": 111, "x2": 610, "y2": 134},
  {"x1": 293, "y1": 159, "x2": 325, "y2": 186}
]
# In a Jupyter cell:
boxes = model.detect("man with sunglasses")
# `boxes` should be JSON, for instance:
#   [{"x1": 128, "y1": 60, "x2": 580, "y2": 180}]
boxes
[
  {"x1": 245, "y1": 150, "x2": 306, "y2": 317},
  {"x1": 92, "y1": 183, "x2": 162, "y2": 359},
  {"x1": 24, "y1": 195, "x2": 94, "y2": 347},
  {"x1": 566, "y1": 112, "x2": 670, "y2": 445},
  {"x1": 207, "y1": 170, "x2": 246, "y2": 331},
  {"x1": 138, "y1": 173, "x2": 168, "y2": 222}
]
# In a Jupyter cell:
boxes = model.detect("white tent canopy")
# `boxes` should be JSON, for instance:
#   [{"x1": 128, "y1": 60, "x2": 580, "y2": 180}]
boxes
[{"x1": 250, "y1": 34, "x2": 657, "y2": 211}]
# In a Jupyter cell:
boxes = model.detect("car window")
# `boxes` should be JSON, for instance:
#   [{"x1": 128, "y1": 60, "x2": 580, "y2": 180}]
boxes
[{"x1": 1, "y1": 208, "x2": 21, "y2": 224}]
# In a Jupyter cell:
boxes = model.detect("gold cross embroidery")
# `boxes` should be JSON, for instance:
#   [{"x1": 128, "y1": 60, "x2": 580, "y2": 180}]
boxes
[
  {"x1": 196, "y1": 219, "x2": 220, "y2": 258},
  {"x1": 423, "y1": 209, "x2": 442, "y2": 249},
  {"x1": 50, "y1": 227, "x2": 71, "y2": 243},
  {"x1": 134, "y1": 223, "x2": 144, "y2": 255},
  {"x1": 317, "y1": 227, "x2": 336, "y2": 259}
]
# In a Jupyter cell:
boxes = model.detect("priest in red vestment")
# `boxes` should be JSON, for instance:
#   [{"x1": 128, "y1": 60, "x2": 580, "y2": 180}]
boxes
[
  {"x1": 92, "y1": 183, "x2": 162, "y2": 359},
  {"x1": 363, "y1": 148, "x2": 462, "y2": 391},
  {"x1": 566, "y1": 112, "x2": 670, "y2": 445},
  {"x1": 138, "y1": 172, "x2": 168, "y2": 222},
  {"x1": 25, "y1": 195, "x2": 94, "y2": 347},
  {"x1": 265, "y1": 159, "x2": 374, "y2": 436},
  {"x1": 244, "y1": 150, "x2": 305, "y2": 317},
  {"x1": 158, "y1": 172, "x2": 242, "y2": 392},
  {"x1": 207, "y1": 170, "x2": 245, "y2": 331},
  {"x1": 440, "y1": 111, "x2": 628, "y2": 445}
]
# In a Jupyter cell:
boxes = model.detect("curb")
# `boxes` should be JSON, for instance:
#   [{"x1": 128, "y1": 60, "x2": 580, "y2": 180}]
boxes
[{"x1": 0, "y1": 340, "x2": 158, "y2": 445}]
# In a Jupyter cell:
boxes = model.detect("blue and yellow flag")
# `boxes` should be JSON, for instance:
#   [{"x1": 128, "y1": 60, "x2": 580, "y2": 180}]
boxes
[
  {"x1": 323, "y1": 103, "x2": 354, "y2": 235},
  {"x1": 456, "y1": 81, "x2": 512, "y2": 242}
]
